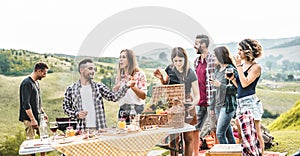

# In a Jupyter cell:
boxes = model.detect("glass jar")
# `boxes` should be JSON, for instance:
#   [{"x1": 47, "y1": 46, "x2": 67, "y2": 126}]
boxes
[
  {"x1": 117, "y1": 118, "x2": 126, "y2": 129},
  {"x1": 65, "y1": 126, "x2": 75, "y2": 137}
]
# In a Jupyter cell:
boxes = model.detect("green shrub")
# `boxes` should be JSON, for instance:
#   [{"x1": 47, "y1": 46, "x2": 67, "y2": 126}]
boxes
[
  {"x1": 0, "y1": 127, "x2": 26, "y2": 156},
  {"x1": 262, "y1": 109, "x2": 279, "y2": 119},
  {"x1": 268, "y1": 100, "x2": 300, "y2": 131}
]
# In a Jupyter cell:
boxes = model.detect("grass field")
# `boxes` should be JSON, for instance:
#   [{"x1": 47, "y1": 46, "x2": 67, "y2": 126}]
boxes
[
  {"x1": 269, "y1": 130, "x2": 300, "y2": 155},
  {"x1": 257, "y1": 81, "x2": 300, "y2": 114},
  {"x1": 0, "y1": 72, "x2": 299, "y2": 155}
]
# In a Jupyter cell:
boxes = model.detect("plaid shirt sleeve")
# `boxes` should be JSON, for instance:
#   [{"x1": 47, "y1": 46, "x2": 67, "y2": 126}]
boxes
[
  {"x1": 63, "y1": 82, "x2": 86, "y2": 130},
  {"x1": 206, "y1": 52, "x2": 215, "y2": 106},
  {"x1": 194, "y1": 57, "x2": 199, "y2": 70},
  {"x1": 62, "y1": 85, "x2": 80, "y2": 118},
  {"x1": 97, "y1": 83, "x2": 129, "y2": 102}
]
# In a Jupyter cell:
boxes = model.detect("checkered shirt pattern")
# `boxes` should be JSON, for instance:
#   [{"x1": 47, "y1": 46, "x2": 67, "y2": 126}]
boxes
[
  {"x1": 238, "y1": 110, "x2": 262, "y2": 156},
  {"x1": 194, "y1": 52, "x2": 215, "y2": 105},
  {"x1": 63, "y1": 80, "x2": 129, "y2": 130}
]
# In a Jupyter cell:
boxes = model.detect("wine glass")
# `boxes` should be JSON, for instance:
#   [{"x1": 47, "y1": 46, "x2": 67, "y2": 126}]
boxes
[
  {"x1": 184, "y1": 102, "x2": 193, "y2": 119},
  {"x1": 49, "y1": 122, "x2": 58, "y2": 140},
  {"x1": 210, "y1": 73, "x2": 216, "y2": 92},
  {"x1": 120, "y1": 110, "x2": 125, "y2": 119},
  {"x1": 225, "y1": 68, "x2": 234, "y2": 86}
]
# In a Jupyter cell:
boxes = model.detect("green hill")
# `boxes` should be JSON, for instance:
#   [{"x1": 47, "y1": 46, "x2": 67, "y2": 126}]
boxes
[
  {"x1": 0, "y1": 49, "x2": 74, "y2": 76},
  {"x1": 267, "y1": 100, "x2": 300, "y2": 155},
  {"x1": 269, "y1": 37, "x2": 300, "y2": 49},
  {"x1": 0, "y1": 43, "x2": 299, "y2": 155},
  {"x1": 268, "y1": 100, "x2": 300, "y2": 131}
]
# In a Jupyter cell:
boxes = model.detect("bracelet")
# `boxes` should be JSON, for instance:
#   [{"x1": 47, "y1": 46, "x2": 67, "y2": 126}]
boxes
[{"x1": 237, "y1": 64, "x2": 242, "y2": 67}]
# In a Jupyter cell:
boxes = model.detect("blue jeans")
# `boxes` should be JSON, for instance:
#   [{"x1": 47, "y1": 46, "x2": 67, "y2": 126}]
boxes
[
  {"x1": 215, "y1": 106, "x2": 236, "y2": 144},
  {"x1": 195, "y1": 106, "x2": 208, "y2": 130}
]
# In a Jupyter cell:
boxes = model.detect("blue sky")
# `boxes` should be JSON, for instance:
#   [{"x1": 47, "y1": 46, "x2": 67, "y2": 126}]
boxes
[{"x1": 1, "y1": 0, "x2": 299, "y2": 56}]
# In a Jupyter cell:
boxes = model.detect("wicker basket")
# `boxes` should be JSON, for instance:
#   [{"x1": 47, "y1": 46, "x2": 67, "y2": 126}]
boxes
[
  {"x1": 151, "y1": 84, "x2": 185, "y2": 108},
  {"x1": 167, "y1": 99, "x2": 185, "y2": 128},
  {"x1": 167, "y1": 112, "x2": 185, "y2": 128},
  {"x1": 139, "y1": 114, "x2": 168, "y2": 128}
]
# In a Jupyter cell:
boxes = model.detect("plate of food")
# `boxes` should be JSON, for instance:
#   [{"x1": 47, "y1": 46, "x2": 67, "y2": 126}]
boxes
[
  {"x1": 142, "y1": 125, "x2": 159, "y2": 131},
  {"x1": 51, "y1": 135, "x2": 65, "y2": 140},
  {"x1": 56, "y1": 137, "x2": 76, "y2": 144},
  {"x1": 125, "y1": 125, "x2": 140, "y2": 132}
]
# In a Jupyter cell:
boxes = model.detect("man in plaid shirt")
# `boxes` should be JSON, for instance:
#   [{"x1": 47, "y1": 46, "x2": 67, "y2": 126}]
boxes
[
  {"x1": 193, "y1": 35, "x2": 217, "y2": 144},
  {"x1": 63, "y1": 59, "x2": 135, "y2": 130}
]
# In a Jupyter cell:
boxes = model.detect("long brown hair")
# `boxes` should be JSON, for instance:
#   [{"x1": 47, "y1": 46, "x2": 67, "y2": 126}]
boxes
[
  {"x1": 171, "y1": 47, "x2": 189, "y2": 79},
  {"x1": 238, "y1": 38, "x2": 263, "y2": 61},
  {"x1": 213, "y1": 46, "x2": 235, "y2": 69},
  {"x1": 117, "y1": 49, "x2": 140, "y2": 80}
]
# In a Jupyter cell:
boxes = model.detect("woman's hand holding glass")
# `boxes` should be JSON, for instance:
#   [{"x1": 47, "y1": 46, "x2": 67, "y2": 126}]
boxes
[
  {"x1": 209, "y1": 79, "x2": 221, "y2": 88},
  {"x1": 225, "y1": 68, "x2": 234, "y2": 86},
  {"x1": 184, "y1": 98, "x2": 194, "y2": 119}
]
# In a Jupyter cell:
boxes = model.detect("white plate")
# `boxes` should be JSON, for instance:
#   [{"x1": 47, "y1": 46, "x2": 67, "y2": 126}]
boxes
[
  {"x1": 56, "y1": 137, "x2": 76, "y2": 144},
  {"x1": 52, "y1": 135, "x2": 65, "y2": 140}
]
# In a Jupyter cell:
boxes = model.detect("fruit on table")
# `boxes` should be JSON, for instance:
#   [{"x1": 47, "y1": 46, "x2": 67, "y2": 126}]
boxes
[
  {"x1": 118, "y1": 118, "x2": 126, "y2": 129},
  {"x1": 160, "y1": 111, "x2": 168, "y2": 114},
  {"x1": 156, "y1": 109, "x2": 164, "y2": 114},
  {"x1": 65, "y1": 126, "x2": 75, "y2": 137}
]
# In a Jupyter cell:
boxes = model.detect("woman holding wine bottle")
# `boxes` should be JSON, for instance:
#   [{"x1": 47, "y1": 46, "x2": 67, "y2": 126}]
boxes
[
  {"x1": 209, "y1": 46, "x2": 237, "y2": 144},
  {"x1": 227, "y1": 38, "x2": 264, "y2": 155}
]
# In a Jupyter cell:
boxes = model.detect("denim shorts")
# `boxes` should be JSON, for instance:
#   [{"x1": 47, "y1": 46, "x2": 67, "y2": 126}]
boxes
[{"x1": 236, "y1": 94, "x2": 264, "y2": 120}]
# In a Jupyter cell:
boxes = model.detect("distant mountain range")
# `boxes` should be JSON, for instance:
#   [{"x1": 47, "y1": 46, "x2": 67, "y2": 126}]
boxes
[
  {"x1": 137, "y1": 36, "x2": 300, "y2": 64},
  {"x1": 1, "y1": 36, "x2": 299, "y2": 74}
]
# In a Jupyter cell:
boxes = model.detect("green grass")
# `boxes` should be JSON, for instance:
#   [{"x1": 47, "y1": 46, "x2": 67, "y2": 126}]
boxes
[
  {"x1": 257, "y1": 82, "x2": 300, "y2": 114},
  {"x1": 268, "y1": 101, "x2": 300, "y2": 131},
  {"x1": 269, "y1": 130, "x2": 300, "y2": 155},
  {"x1": 1, "y1": 73, "x2": 300, "y2": 155}
]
